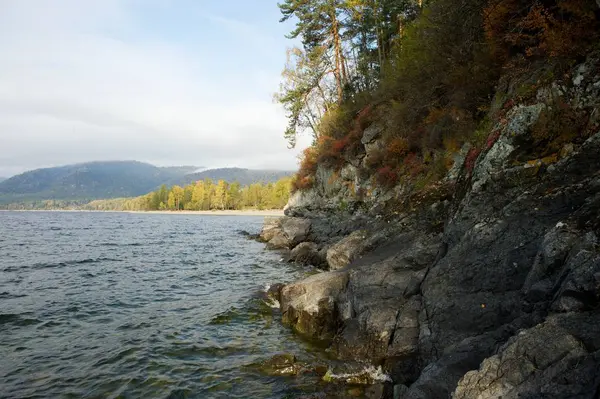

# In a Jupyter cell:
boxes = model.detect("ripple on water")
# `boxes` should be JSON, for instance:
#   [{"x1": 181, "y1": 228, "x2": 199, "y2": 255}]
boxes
[{"x1": 0, "y1": 212, "x2": 336, "y2": 398}]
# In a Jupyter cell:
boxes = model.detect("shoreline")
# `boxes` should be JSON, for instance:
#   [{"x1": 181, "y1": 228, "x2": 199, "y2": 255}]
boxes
[{"x1": 0, "y1": 209, "x2": 285, "y2": 216}]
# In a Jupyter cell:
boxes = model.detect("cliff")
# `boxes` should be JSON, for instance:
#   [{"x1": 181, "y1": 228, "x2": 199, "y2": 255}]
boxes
[{"x1": 262, "y1": 53, "x2": 600, "y2": 398}]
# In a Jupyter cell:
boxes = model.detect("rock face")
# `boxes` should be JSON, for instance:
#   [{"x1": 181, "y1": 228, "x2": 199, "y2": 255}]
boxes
[{"x1": 266, "y1": 54, "x2": 600, "y2": 397}]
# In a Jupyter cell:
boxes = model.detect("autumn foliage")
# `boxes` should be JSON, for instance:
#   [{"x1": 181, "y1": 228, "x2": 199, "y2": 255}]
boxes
[
  {"x1": 290, "y1": 0, "x2": 599, "y2": 193},
  {"x1": 485, "y1": 0, "x2": 600, "y2": 61}
]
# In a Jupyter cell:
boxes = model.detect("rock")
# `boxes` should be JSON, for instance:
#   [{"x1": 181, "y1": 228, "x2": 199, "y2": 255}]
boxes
[
  {"x1": 551, "y1": 249, "x2": 600, "y2": 312},
  {"x1": 290, "y1": 242, "x2": 323, "y2": 266},
  {"x1": 361, "y1": 124, "x2": 383, "y2": 144},
  {"x1": 281, "y1": 217, "x2": 311, "y2": 247},
  {"x1": 266, "y1": 231, "x2": 290, "y2": 249},
  {"x1": 280, "y1": 270, "x2": 349, "y2": 341},
  {"x1": 326, "y1": 230, "x2": 369, "y2": 270},
  {"x1": 262, "y1": 217, "x2": 311, "y2": 249},
  {"x1": 266, "y1": 283, "x2": 285, "y2": 304},
  {"x1": 446, "y1": 143, "x2": 472, "y2": 181},
  {"x1": 453, "y1": 321, "x2": 592, "y2": 399},
  {"x1": 260, "y1": 217, "x2": 282, "y2": 242},
  {"x1": 259, "y1": 353, "x2": 304, "y2": 376}
]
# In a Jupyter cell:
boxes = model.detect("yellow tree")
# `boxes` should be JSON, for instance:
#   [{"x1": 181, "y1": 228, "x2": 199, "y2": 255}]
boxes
[
  {"x1": 213, "y1": 180, "x2": 228, "y2": 210},
  {"x1": 171, "y1": 185, "x2": 185, "y2": 210},
  {"x1": 191, "y1": 181, "x2": 205, "y2": 210}
]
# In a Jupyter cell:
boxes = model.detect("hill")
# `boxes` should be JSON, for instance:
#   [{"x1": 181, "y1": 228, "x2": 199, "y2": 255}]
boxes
[
  {"x1": 0, "y1": 161, "x2": 199, "y2": 204},
  {"x1": 179, "y1": 168, "x2": 292, "y2": 187}
]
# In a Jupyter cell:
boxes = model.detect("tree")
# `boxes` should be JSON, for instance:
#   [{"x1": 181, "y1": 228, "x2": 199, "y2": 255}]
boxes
[
  {"x1": 275, "y1": 46, "x2": 334, "y2": 147},
  {"x1": 213, "y1": 180, "x2": 228, "y2": 210},
  {"x1": 227, "y1": 181, "x2": 243, "y2": 209},
  {"x1": 171, "y1": 185, "x2": 185, "y2": 210},
  {"x1": 191, "y1": 181, "x2": 205, "y2": 210},
  {"x1": 279, "y1": 0, "x2": 349, "y2": 102}
]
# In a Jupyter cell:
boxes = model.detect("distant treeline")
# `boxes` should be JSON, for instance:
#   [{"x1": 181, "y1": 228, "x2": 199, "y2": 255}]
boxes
[
  {"x1": 0, "y1": 177, "x2": 293, "y2": 211},
  {"x1": 85, "y1": 177, "x2": 292, "y2": 211}
]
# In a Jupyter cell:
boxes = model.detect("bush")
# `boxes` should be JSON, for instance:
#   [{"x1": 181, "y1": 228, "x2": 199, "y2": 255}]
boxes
[{"x1": 376, "y1": 166, "x2": 399, "y2": 187}]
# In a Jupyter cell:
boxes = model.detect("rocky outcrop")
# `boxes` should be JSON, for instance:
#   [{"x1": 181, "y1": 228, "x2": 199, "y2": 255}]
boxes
[
  {"x1": 266, "y1": 54, "x2": 600, "y2": 398},
  {"x1": 259, "y1": 216, "x2": 311, "y2": 249},
  {"x1": 453, "y1": 315, "x2": 600, "y2": 398}
]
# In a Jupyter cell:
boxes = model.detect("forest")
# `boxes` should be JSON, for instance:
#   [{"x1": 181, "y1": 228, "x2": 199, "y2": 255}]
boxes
[
  {"x1": 83, "y1": 177, "x2": 292, "y2": 211},
  {"x1": 275, "y1": 0, "x2": 599, "y2": 191}
]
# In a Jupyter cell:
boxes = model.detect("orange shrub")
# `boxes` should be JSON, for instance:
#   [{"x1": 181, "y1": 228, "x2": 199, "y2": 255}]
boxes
[{"x1": 484, "y1": 0, "x2": 599, "y2": 62}]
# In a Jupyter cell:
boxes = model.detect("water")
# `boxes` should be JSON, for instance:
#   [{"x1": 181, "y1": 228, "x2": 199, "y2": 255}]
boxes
[{"x1": 0, "y1": 211, "x2": 330, "y2": 399}]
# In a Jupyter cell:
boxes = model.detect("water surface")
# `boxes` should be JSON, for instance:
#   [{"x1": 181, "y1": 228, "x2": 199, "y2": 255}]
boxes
[{"x1": 0, "y1": 211, "x2": 327, "y2": 398}]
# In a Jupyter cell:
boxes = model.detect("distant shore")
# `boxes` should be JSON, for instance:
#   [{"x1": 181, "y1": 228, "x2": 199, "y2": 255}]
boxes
[
  {"x1": 1, "y1": 209, "x2": 284, "y2": 217},
  {"x1": 126, "y1": 210, "x2": 285, "y2": 216}
]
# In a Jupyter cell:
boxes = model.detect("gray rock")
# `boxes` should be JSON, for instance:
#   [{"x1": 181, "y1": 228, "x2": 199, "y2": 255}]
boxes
[
  {"x1": 266, "y1": 231, "x2": 290, "y2": 249},
  {"x1": 362, "y1": 124, "x2": 383, "y2": 144},
  {"x1": 453, "y1": 321, "x2": 592, "y2": 399},
  {"x1": 280, "y1": 270, "x2": 349, "y2": 341},
  {"x1": 281, "y1": 217, "x2": 311, "y2": 247},
  {"x1": 260, "y1": 217, "x2": 282, "y2": 242},
  {"x1": 289, "y1": 242, "x2": 323, "y2": 266},
  {"x1": 326, "y1": 230, "x2": 369, "y2": 270}
]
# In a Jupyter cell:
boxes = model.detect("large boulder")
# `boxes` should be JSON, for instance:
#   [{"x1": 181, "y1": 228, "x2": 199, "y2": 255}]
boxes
[
  {"x1": 261, "y1": 216, "x2": 312, "y2": 249},
  {"x1": 280, "y1": 270, "x2": 349, "y2": 341},
  {"x1": 453, "y1": 320, "x2": 597, "y2": 399},
  {"x1": 326, "y1": 230, "x2": 370, "y2": 270},
  {"x1": 260, "y1": 217, "x2": 282, "y2": 242},
  {"x1": 281, "y1": 217, "x2": 311, "y2": 247},
  {"x1": 289, "y1": 242, "x2": 324, "y2": 266}
]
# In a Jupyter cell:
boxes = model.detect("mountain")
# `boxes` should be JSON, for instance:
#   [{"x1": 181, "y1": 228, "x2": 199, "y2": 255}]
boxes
[
  {"x1": 178, "y1": 168, "x2": 292, "y2": 187},
  {"x1": 0, "y1": 161, "x2": 199, "y2": 203},
  {"x1": 0, "y1": 177, "x2": 6, "y2": 183}
]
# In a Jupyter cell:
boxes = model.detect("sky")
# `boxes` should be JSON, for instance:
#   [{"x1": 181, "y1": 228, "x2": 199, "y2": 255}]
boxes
[{"x1": 0, "y1": 0, "x2": 311, "y2": 178}]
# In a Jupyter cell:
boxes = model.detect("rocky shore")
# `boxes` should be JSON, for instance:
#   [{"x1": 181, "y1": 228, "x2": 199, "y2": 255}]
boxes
[{"x1": 259, "y1": 55, "x2": 600, "y2": 398}]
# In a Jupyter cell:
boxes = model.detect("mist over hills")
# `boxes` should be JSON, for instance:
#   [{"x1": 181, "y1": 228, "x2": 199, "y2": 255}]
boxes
[
  {"x1": 178, "y1": 167, "x2": 292, "y2": 187},
  {"x1": 0, "y1": 161, "x2": 292, "y2": 204}
]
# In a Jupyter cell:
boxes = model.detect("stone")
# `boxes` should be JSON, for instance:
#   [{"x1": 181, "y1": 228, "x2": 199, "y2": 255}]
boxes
[
  {"x1": 266, "y1": 231, "x2": 290, "y2": 249},
  {"x1": 259, "y1": 353, "x2": 304, "y2": 376},
  {"x1": 260, "y1": 217, "x2": 282, "y2": 242},
  {"x1": 289, "y1": 242, "x2": 322, "y2": 266},
  {"x1": 361, "y1": 124, "x2": 383, "y2": 144},
  {"x1": 453, "y1": 321, "x2": 591, "y2": 399},
  {"x1": 281, "y1": 217, "x2": 311, "y2": 247},
  {"x1": 326, "y1": 230, "x2": 369, "y2": 270},
  {"x1": 280, "y1": 270, "x2": 349, "y2": 341}
]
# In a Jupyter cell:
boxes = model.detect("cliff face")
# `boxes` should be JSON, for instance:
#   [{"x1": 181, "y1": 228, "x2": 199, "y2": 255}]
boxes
[{"x1": 265, "y1": 53, "x2": 600, "y2": 398}]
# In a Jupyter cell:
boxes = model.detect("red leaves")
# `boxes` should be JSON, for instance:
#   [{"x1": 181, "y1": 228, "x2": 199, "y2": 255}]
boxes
[{"x1": 465, "y1": 147, "x2": 482, "y2": 173}]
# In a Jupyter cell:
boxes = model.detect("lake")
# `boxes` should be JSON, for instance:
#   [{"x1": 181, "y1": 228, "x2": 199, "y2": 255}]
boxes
[{"x1": 0, "y1": 211, "x2": 331, "y2": 398}]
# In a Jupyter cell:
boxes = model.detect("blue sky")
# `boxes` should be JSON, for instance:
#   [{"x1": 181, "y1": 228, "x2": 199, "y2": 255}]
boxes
[{"x1": 0, "y1": 1, "x2": 308, "y2": 177}]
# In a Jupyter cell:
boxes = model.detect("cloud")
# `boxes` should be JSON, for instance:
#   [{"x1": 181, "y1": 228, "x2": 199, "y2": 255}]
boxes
[{"x1": 0, "y1": 0, "x2": 308, "y2": 177}]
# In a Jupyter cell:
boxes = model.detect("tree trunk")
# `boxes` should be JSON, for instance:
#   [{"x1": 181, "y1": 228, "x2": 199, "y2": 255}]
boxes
[{"x1": 332, "y1": 11, "x2": 344, "y2": 103}]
